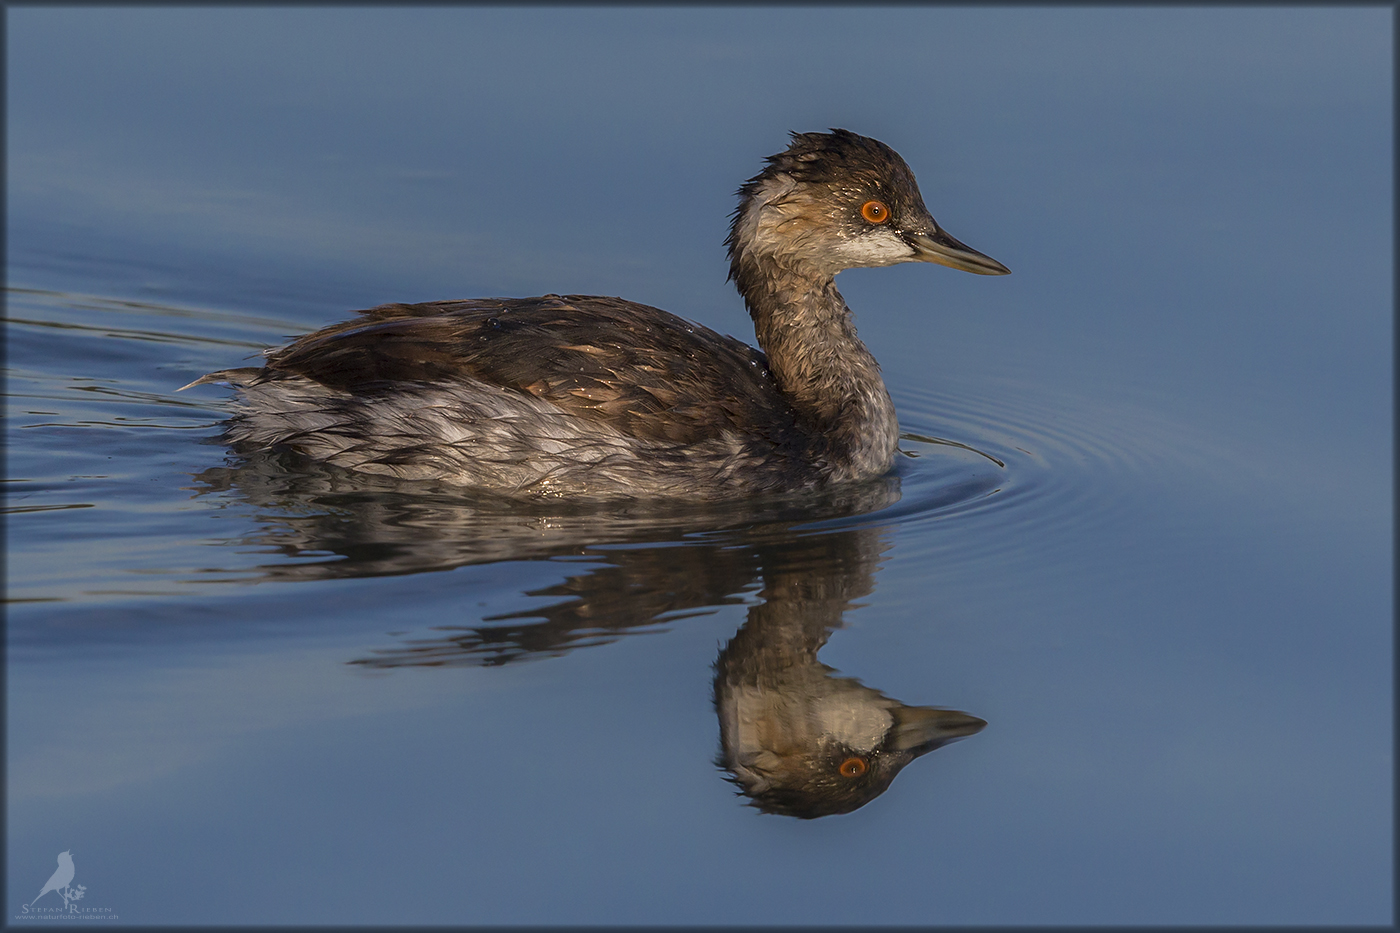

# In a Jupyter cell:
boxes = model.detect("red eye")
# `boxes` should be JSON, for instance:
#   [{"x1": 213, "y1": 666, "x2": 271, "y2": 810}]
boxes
[
  {"x1": 838, "y1": 757, "x2": 868, "y2": 777},
  {"x1": 860, "y1": 200, "x2": 890, "y2": 224}
]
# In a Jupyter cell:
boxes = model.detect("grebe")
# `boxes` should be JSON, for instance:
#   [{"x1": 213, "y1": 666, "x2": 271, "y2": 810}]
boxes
[{"x1": 184, "y1": 130, "x2": 1009, "y2": 499}]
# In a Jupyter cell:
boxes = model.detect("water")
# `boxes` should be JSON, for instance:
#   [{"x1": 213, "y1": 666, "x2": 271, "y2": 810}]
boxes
[{"x1": 6, "y1": 7, "x2": 1391, "y2": 925}]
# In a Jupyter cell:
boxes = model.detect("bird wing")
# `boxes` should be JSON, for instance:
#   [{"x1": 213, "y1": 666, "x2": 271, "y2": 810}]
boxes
[{"x1": 249, "y1": 296, "x2": 804, "y2": 446}]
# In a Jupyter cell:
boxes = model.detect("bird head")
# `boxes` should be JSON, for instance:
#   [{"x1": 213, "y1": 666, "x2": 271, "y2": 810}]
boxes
[
  {"x1": 717, "y1": 675, "x2": 985, "y2": 818},
  {"x1": 714, "y1": 608, "x2": 985, "y2": 819},
  {"x1": 727, "y1": 128, "x2": 1011, "y2": 282}
]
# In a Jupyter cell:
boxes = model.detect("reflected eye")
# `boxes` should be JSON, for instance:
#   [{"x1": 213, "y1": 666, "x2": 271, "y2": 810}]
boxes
[
  {"x1": 860, "y1": 200, "x2": 890, "y2": 224},
  {"x1": 838, "y1": 757, "x2": 868, "y2": 778}
]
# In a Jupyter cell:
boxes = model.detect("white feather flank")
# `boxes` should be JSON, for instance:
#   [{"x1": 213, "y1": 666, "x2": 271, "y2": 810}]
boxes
[{"x1": 222, "y1": 376, "x2": 767, "y2": 498}]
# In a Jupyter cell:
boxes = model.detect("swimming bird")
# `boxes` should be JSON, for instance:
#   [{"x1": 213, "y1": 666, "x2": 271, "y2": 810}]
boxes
[
  {"x1": 31, "y1": 850, "x2": 74, "y2": 906},
  {"x1": 184, "y1": 129, "x2": 1009, "y2": 499}
]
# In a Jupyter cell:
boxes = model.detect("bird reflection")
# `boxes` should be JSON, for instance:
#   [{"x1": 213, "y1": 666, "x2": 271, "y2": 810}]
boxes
[
  {"x1": 189, "y1": 448, "x2": 985, "y2": 816},
  {"x1": 714, "y1": 535, "x2": 984, "y2": 818},
  {"x1": 189, "y1": 446, "x2": 903, "y2": 582}
]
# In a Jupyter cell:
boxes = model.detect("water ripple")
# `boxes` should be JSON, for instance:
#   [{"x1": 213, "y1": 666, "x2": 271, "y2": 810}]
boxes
[{"x1": 864, "y1": 378, "x2": 1227, "y2": 574}]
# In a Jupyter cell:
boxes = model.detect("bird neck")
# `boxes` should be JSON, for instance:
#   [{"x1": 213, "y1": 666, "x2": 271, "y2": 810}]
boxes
[{"x1": 735, "y1": 260, "x2": 898, "y2": 481}]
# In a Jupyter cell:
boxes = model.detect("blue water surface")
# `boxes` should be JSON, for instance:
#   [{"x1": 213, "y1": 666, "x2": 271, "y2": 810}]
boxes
[{"x1": 5, "y1": 7, "x2": 1392, "y2": 926}]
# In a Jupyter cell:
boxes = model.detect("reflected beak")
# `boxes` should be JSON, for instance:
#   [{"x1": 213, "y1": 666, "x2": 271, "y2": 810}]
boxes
[
  {"x1": 905, "y1": 228, "x2": 1011, "y2": 275},
  {"x1": 890, "y1": 706, "x2": 988, "y2": 756}
]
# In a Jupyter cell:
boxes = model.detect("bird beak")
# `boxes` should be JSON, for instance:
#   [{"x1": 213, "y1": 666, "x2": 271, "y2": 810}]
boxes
[
  {"x1": 905, "y1": 228, "x2": 1011, "y2": 276},
  {"x1": 889, "y1": 706, "x2": 988, "y2": 756}
]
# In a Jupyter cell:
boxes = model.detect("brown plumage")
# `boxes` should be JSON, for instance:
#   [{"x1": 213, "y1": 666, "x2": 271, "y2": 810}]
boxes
[
  {"x1": 185, "y1": 130, "x2": 1009, "y2": 499},
  {"x1": 243, "y1": 295, "x2": 798, "y2": 446}
]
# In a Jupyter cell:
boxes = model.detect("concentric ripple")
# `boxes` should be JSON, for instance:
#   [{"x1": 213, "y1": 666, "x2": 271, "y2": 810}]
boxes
[{"x1": 840, "y1": 376, "x2": 1238, "y2": 575}]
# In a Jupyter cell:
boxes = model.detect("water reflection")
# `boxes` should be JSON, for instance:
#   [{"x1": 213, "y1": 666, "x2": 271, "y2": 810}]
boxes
[
  {"x1": 191, "y1": 449, "x2": 986, "y2": 816},
  {"x1": 714, "y1": 533, "x2": 985, "y2": 818},
  {"x1": 191, "y1": 446, "x2": 906, "y2": 579}
]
